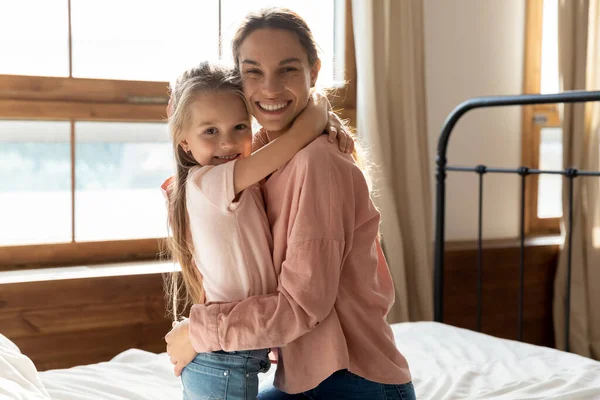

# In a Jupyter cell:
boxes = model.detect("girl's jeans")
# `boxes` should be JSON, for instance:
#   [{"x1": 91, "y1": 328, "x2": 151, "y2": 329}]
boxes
[{"x1": 182, "y1": 349, "x2": 270, "y2": 400}]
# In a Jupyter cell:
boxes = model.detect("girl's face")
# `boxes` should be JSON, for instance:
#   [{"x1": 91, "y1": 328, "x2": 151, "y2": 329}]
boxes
[
  {"x1": 238, "y1": 28, "x2": 320, "y2": 134},
  {"x1": 179, "y1": 91, "x2": 252, "y2": 166}
]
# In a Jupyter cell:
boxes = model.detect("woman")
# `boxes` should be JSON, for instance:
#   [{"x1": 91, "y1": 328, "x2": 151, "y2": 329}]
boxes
[{"x1": 165, "y1": 8, "x2": 415, "y2": 400}]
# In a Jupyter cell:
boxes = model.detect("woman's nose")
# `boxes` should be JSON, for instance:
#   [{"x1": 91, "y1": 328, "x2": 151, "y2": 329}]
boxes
[{"x1": 261, "y1": 75, "x2": 283, "y2": 97}]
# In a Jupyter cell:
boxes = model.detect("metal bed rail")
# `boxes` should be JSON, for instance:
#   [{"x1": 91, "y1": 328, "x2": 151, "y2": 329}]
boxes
[{"x1": 434, "y1": 90, "x2": 600, "y2": 352}]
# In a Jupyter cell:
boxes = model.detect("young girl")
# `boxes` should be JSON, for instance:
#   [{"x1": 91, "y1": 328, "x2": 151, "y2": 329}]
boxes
[{"x1": 162, "y1": 61, "x2": 349, "y2": 400}]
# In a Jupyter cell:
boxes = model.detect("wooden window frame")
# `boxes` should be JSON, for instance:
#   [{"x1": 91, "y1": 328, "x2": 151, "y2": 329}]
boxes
[
  {"x1": 522, "y1": 0, "x2": 561, "y2": 235},
  {"x1": 0, "y1": 0, "x2": 357, "y2": 271}
]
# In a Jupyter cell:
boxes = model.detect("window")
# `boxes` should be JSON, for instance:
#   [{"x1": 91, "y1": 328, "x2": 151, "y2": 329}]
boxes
[
  {"x1": 522, "y1": 0, "x2": 561, "y2": 234},
  {"x1": 0, "y1": 0, "x2": 356, "y2": 270},
  {"x1": 2, "y1": 0, "x2": 345, "y2": 87},
  {"x1": 0, "y1": 0, "x2": 70, "y2": 77},
  {"x1": 74, "y1": 122, "x2": 172, "y2": 242},
  {"x1": 70, "y1": 0, "x2": 220, "y2": 82},
  {"x1": 0, "y1": 121, "x2": 72, "y2": 246}
]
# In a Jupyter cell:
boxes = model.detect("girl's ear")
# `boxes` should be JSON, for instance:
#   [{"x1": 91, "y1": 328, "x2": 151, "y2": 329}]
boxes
[
  {"x1": 310, "y1": 59, "x2": 321, "y2": 88},
  {"x1": 179, "y1": 140, "x2": 189, "y2": 153}
]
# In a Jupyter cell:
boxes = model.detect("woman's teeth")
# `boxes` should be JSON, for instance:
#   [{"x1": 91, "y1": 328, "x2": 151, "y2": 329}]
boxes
[
  {"x1": 258, "y1": 102, "x2": 288, "y2": 111},
  {"x1": 216, "y1": 154, "x2": 239, "y2": 160}
]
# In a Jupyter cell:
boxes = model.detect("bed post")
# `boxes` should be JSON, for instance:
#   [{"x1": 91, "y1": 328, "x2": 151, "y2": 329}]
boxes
[
  {"x1": 434, "y1": 101, "x2": 472, "y2": 323},
  {"x1": 433, "y1": 149, "x2": 447, "y2": 323}
]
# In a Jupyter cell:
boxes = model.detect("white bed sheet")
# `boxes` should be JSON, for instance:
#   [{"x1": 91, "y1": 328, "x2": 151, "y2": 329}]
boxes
[
  {"x1": 5, "y1": 322, "x2": 598, "y2": 399},
  {"x1": 393, "y1": 322, "x2": 600, "y2": 399}
]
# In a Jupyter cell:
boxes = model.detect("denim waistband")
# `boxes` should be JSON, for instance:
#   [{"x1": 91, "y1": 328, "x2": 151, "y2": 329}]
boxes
[
  {"x1": 213, "y1": 349, "x2": 269, "y2": 358},
  {"x1": 194, "y1": 348, "x2": 270, "y2": 364}
]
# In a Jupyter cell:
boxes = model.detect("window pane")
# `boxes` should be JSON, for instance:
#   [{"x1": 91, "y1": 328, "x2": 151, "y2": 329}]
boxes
[
  {"x1": 540, "y1": 0, "x2": 559, "y2": 94},
  {"x1": 0, "y1": 0, "x2": 69, "y2": 77},
  {"x1": 71, "y1": 0, "x2": 219, "y2": 81},
  {"x1": 75, "y1": 122, "x2": 173, "y2": 241},
  {"x1": 0, "y1": 121, "x2": 71, "y2": 245},
  {"x1": 220, "y1": 0, "x2": 340, "y2": 86},
  {"x1": 538, "y1": 126, "x2": 562, "y2": 218}
]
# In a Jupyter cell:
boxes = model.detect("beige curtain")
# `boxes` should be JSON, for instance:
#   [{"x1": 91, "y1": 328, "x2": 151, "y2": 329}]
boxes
[
  {"x1": 352, "y1": 0, "x2": 433, "y2": 322},
  {"x1": 555, "y1": 0, "x2": 600, "y2": 359}
]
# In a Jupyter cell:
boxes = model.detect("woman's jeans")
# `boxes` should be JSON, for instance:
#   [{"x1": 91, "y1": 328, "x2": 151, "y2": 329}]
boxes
[
  {"x1": 258, "y1": 369, "x2": 417, "y2": 400},
  {"x1": 181, "y1": 349, "x2": 270, "y2": 400}
]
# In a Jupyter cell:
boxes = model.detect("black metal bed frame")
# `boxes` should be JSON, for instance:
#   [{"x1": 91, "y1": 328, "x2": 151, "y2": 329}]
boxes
[{"x1": 433, "y1": 90, "x2": 600, "y2": 352}]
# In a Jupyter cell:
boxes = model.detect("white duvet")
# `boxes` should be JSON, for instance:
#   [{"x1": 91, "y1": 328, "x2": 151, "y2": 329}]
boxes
[
  {"x1": 0, "y1": 334, "x2": 50, "y2": 400},
  {"x1": 1, "y1": 322, "x2": 599, "y2": 399}
]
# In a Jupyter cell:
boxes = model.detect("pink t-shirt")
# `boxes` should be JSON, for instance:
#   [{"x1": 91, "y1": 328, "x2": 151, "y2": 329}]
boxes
[{"x1": 186, "y1": 161, "x2": 278, "y2": 302}]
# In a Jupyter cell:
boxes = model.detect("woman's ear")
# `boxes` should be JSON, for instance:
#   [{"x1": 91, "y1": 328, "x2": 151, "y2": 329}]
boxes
[{"x1": 310, "y1": 59, "x2": 322, "y2": 87}]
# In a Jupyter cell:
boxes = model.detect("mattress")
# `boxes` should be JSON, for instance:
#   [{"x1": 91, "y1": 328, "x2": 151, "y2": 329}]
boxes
[{"x1": 3, "y1": 322, "x2": 599, "y2": 399}]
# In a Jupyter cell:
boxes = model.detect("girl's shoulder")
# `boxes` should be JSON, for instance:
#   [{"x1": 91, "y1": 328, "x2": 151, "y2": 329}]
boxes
[
  {"x1": 186, "y1": 162, "x2": 238, "y2": 212},
  {"x1": 186, "y1": 163, "x2": 233, "y2": 189}
]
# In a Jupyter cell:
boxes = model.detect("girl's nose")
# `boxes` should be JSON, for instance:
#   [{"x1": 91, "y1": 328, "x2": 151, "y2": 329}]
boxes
[{"x1": 220, "y1": 133, "x2": 237, "y2": 150}]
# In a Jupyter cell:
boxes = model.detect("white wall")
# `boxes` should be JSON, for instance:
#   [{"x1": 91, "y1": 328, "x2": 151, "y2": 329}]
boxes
[{"x1": 424, "y1": 0, "x2": 525, "y2": 240}]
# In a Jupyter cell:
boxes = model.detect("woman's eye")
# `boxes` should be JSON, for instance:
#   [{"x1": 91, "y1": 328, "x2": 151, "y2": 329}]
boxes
[
  {"x1": 245, "y1": 69, "x2": 261, "y2": 75},
  {"x1": 235, "y1": 124, "x2": 248, "y2": 130},
  {"x1": 204, "y1": 127, "x2": 217, "y2": 135},
  {"x1": 281, "y1": 67, "x2": 297, "y2": 73}
]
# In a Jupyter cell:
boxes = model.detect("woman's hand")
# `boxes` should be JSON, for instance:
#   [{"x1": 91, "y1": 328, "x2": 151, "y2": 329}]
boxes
[
  {"x1": 165, "y1": 318, "x2": 197, "y2": 377},
  {"x1": 326, "y1": 111, "x2": 354, "y2": 154}
]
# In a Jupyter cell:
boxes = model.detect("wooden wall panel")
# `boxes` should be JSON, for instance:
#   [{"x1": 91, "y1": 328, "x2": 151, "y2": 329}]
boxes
[
  {"x1": 0, "y1": 273, "x2": 172, "y2": 371},
  {"x1": 0, "y1": 274, "x2": 166, "y2": 310},
  {"x1": 15, "y1": 322, "x2": 169, "y2": 371},
  {"x1": 444, "y1": 240, "x2": 560, "y2": 347},
  {"x1": 0, "y1": 298, "x2": 165, "y2": 339},
  {"x1": 0, "y1": 240, "x2": 560, "y2": 371}
]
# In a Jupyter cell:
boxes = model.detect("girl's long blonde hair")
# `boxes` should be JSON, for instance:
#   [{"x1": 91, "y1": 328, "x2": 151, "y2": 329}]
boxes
[{"x1": 164, "y1": 61, "x2": 245, "y2": 321}]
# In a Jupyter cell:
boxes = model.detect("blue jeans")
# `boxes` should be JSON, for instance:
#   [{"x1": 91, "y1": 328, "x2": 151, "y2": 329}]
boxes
[
  {"x1": 258, "y1": 369, "x2": 416, "y2": 400},
  {"x1": 181, "y1": 349, "x2": 271, "y2": 400}
]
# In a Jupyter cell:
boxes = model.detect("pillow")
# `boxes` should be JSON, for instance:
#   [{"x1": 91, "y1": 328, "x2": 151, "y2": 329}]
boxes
[{"x1": 0, "y1": 334, "x2": 51, "y2": 400}]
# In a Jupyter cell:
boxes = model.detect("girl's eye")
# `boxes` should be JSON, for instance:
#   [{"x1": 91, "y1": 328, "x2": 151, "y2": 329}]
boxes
[
  {"x1": 281, "y1": 67, "x2": 297, "y2": 73},
  {"x1": 204, "y1": 127, "x2": 218, "y2": 135},
  {"x1": 235, "y1": 124, "x2": 248, "y2": 130},
  {"x1": 245, "y1": 69, "x2": 262, "y2": 75}
]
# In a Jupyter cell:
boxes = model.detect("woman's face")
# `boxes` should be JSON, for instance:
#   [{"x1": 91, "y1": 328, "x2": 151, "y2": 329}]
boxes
[{"x1": 237, "y1": 28, "x2": 320, "y2": 134}]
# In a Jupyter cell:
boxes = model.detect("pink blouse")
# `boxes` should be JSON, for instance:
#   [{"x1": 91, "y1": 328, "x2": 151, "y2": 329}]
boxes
[{"x1": 188, "y1": 135, "x2": 412, "y2": 394}]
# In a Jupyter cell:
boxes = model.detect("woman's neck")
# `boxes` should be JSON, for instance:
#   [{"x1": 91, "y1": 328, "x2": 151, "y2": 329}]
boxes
[{"x1": 265, "y1": 128, "x2": 286, "y2": 142}]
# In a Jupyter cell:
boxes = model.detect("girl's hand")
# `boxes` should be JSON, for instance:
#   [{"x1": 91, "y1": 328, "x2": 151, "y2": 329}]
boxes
[
  {"x1": 292, "y1": 93, "x2": 355, "y2": 154},
  {"x1": 326, "y1": 111, "x2": 355, "y2": 154},
  {"x1": 165, "y1": 318, "x2": 197, "y2": 377}
]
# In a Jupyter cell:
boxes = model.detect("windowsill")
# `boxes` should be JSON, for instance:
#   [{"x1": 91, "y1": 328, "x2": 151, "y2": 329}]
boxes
[{"x1": 0, "y1": 260, "x2": 180, "y2": 285}]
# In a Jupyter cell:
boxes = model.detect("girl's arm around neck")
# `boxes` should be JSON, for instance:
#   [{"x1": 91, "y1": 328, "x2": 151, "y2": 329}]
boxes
[{"x1": 233, "y1": 94, "x2": 328, "y2": 194}]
